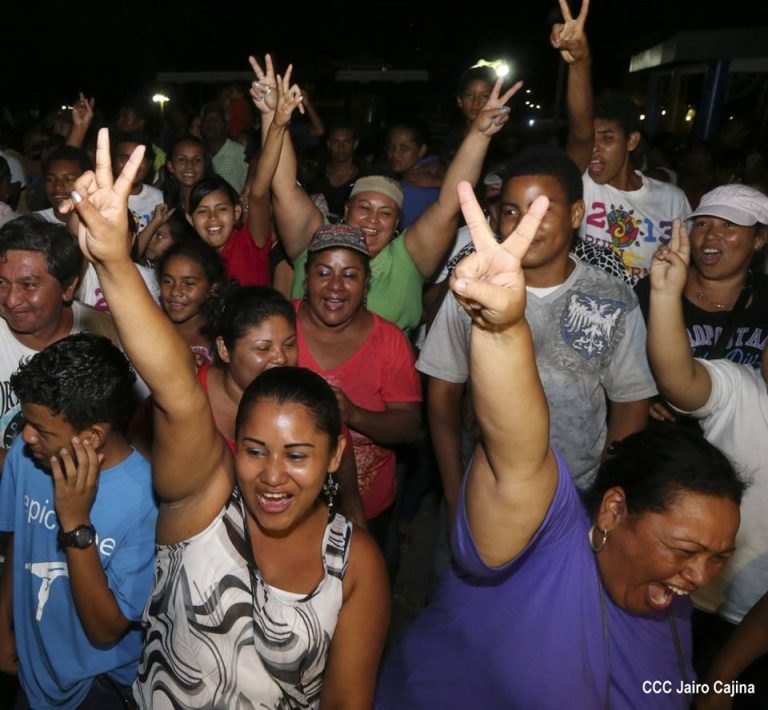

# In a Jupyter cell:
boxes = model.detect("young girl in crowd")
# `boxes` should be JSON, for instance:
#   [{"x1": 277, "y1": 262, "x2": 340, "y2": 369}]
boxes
[
  {"x1": 187, "y1": 175, "x2": 272, "y2": 287},
  {"x1": 158, "y1": 237, "x2": 226, "y2": 365},
  {"x1": 67, "y1": 129, "x2": 388, "y2": 709},
  {"x1": 134, "y1": 207, "x2": 196, "y2": 267},
  {"x1": 163, "y1": 134, "x2": 210, "y2": 214}
]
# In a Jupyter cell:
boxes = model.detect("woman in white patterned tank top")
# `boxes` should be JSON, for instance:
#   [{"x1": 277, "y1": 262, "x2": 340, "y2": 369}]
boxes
[{"x1": 66, "y1": 127, "x2": 390, "y2": 709}]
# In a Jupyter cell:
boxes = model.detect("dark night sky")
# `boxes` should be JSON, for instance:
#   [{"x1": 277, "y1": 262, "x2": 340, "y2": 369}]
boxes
[{"x1": 5, "y1": 1, "x2": 766, "y2": 114}]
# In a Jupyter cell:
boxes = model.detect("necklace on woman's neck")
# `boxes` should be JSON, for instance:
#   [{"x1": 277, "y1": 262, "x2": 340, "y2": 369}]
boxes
[
  {"x1": 692, "y1": 272, "x2": 751, "y2": 311},
  {"x1": 695, "y1": 289, "x2": 736, "y2": 310}
]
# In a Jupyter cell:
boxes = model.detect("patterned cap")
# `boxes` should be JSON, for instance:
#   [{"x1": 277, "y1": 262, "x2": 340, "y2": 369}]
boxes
[
  {"x1": 307, "y1": 224, "x2": 370, "y2": 257},
  {"x1": 687, "y1": 184, "x2": 768, "y2": 226}
]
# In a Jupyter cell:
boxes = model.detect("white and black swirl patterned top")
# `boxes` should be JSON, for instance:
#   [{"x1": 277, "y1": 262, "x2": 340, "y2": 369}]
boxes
[{"x1": 133, "y1": 488, "x2": 352, "y2": 709}]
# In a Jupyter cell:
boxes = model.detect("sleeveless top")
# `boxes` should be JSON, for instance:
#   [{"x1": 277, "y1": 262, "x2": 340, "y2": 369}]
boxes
[{"x1": 133, "y1": 488, "x2": 352, "y2": 709}]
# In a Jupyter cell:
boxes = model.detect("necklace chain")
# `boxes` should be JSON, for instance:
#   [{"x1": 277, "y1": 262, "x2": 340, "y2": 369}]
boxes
[{"x1": 695, "y1": 289, "x2": 733, "y2": 310}]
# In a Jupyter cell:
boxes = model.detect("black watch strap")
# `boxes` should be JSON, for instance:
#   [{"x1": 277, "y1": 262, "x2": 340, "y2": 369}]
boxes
[{"x1": 57, "y1": 524, "x2": 96, "y2": 549}]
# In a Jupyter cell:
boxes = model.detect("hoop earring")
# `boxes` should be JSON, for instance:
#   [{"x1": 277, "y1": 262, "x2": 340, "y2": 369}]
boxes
[
  {"x1": 323, "y1": 472, "x2": 340, "y2": 519},
  {"x1": 588, "y1": 524, "x2": 608, "y2": 553}
]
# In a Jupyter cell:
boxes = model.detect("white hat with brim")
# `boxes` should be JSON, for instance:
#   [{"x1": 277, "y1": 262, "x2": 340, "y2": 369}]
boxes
[{"x1": 687, "y1": 184, "x2": 768, "y2": 227}]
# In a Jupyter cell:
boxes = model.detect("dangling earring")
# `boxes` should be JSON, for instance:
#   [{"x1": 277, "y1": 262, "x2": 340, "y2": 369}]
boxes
[
  {"x1": 323, "y1": 472, "x2": 340, "y2": 518},
  {"x1": 588, "y1": 524, "x2": 608, "y2": 552}
]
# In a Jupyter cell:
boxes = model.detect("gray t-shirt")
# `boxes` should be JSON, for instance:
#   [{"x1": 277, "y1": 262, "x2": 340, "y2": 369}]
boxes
[{"x1": 418, "y1": 258, "x2": 657, "y2": 487}]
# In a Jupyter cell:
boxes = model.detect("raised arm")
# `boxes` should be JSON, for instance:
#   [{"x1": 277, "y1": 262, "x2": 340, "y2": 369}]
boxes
[
  {"x1": 64, "y1": 130, "x2": 229, "y2": 516},
  {"x1": 647, "y1": 220, "x2": 713, "y2": 411},
  {"x1": 133, "y1": 203, "x2": 174, "y2": 261},
  {"x1": 451, "y1": 181, "x2": 556, "y2": 567},
  {"x1": 406, "y1": 79, "x2": 522, "y2": 278},
  {"x1": 300, "y1": 89, "x2": 325, "y2": 138},
  {"x1": 247, "y1": 66, "x2": 304, "y2": 247},
  {"x1": 66, "y1": 93, "x2": 95, "y2": 149},
  {"x1": 251, "y1": 55, "x2": 323, "y2": 259},
  {"x1": 552, "y1": 0, "x2": 594, "y2": 172}
]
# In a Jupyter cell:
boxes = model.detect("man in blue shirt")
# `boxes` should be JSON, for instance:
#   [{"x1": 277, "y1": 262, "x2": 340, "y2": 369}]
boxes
[{"x1": 0, "y1": 333, "x2": 157, "y2": 708}]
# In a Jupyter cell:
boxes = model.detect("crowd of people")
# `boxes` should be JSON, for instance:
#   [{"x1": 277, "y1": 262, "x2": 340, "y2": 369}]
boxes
[{"x1": 1, "y1": 1, "x2": 768, "y2": 707}]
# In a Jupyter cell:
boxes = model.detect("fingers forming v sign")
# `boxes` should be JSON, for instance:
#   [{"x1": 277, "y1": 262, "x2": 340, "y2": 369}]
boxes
[
  {"x1": 274, "y1": 64, "x2": 305, "y2": 127},
  {"x1": 451, "y1": 181, "x2": 549, "y2": 328},
  {"x1": 551, "y1": 0, "x2": 590, "y2": 64},
  {"x1": 60, "y1": 128, "x2": 145, "y2": 265},
  {"x1": 249, "y1": 54, "x2": 278, "y2": 113},
  {"x1": 473, "y1": 77, "x2": 523, "y2": 135},
  {"x1": 650, "y1": 219, "x2": 691, "y2": 294}
]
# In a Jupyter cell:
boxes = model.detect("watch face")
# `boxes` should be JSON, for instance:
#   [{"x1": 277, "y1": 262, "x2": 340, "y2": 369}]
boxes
[
  {"x1": 73, "y1": 526, "x2": 95, "y2": 547},
  {"x1": 61, "y1": 525, "x2": 96, "y2": 548}
]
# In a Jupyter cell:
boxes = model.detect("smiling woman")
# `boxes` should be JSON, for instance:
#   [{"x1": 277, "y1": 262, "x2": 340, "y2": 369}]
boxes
[
  {"x1": 375, "y1": 179, "x2": 744, "y2": 709},
  {"x1": 65, "y1": 129, "x2": 389, "y2": 708},
  {"x1": 296, "y1": 224, "x2": 421, "y2": 541},
  {"x1": 635, "y1": 184, "x2": 768, "y2": 368}
]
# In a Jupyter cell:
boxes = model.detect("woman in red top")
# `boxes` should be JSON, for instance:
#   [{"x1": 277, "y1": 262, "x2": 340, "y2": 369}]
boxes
[{"x1": 295, "y1": 224, "x2": 422, "y2": 544}]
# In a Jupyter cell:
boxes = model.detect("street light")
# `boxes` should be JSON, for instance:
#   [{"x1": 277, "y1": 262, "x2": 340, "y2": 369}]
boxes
[{"x1": 152, "y1": 93, "x2": 170, "y2": 116}]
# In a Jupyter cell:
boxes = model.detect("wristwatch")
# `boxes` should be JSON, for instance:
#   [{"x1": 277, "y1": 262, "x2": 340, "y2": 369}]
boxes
[{"x1": 57, "y1": 524, "x2": 96, "y2": 549}]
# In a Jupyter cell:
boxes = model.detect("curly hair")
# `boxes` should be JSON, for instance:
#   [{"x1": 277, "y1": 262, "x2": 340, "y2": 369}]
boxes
[{"x1": 11, "y1": 333, "x2": 137, "y2": 432}]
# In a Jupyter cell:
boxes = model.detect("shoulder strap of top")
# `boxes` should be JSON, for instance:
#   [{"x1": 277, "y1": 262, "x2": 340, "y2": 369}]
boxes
[{"x1": 324, "y1": 513, "x2": 353, "y2": 581}]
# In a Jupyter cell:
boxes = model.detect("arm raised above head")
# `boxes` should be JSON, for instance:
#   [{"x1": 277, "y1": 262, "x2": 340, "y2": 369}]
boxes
[
  {"x1": 63, "y1": 129, "x2": 228, "y2": 510},
  {"x1": 251, "y1": 55, "x2": 323, "y2": 259},
  {"x1": 552, "y1": 0, "x2": 594, "y2": 172},
  {"x1": 450, "y1": 181, "x2": 557, "y2": 567},
  {"x1": 406, "y1": 78, "x2": 523, "y2": 278},
  {"x1": 647, "y1": 220, "x2": 712, "y2": 412}
]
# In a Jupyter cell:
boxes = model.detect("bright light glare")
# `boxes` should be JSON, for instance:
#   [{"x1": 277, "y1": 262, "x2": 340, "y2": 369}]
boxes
[
  {"x1": 152, "y1": 93, "x2": 170, "y2": 104},
  {"x1": 472, "y1": 59, "x2": 514, "y2": 80},
  {"x1": 639, "y1": 114, "x2": 646, "y2": 121},
  {"x1": 528, "y1": 119, "x2": 535, "y2": 127}
]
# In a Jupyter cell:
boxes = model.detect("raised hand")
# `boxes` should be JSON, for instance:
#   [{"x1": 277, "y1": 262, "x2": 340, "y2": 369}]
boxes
[
  {"x1": 72, "y1": 93, "x2": 95, "y2": 128},
  {"x1": 150, "y1": 202, "x2": 175, "y2": 226},
  {"x1": 649, "y1": 219, "x2": 690, "y2": 296},
  {"x1": 273, "y1": 64, "x2": 305, "y2": 128},
  {"x1": 249, "y1": 54, "x2": 278, "y2": 114},
  {"x1": 451, "y1": 181, "x2": 548, "y2": 329},
  {"x1": 551, "y1": 0, "x2": 591, "y2": 64},
  {"x1": 471, "y1": 77, "x2": 523, "y2": 136},
  {"x1": 59, "y1": 128, "x2": 145, "y2": 265},
  {"x1": 51, "y1": 438, "x2": 104, "y2": 533}
]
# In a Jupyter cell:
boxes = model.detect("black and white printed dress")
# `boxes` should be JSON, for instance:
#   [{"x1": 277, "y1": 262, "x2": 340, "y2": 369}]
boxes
[{"x1": 133, "y1": 488, "x2": 352, "y2": 709}]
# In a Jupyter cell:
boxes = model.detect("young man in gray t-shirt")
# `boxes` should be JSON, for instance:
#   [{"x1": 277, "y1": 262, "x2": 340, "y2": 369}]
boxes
[{"x1": 420, "y1": 147, "x2": 657, "y2": 521}]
